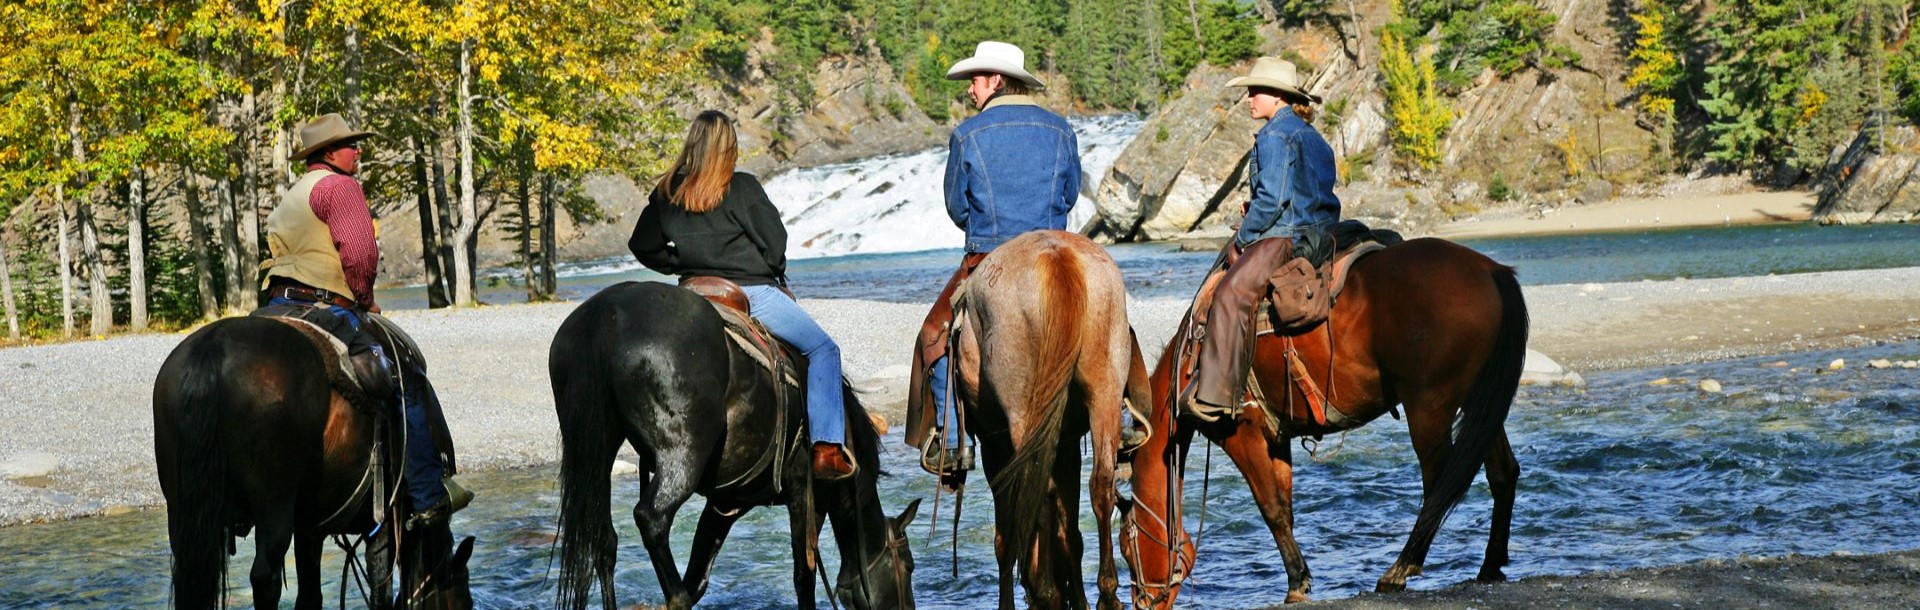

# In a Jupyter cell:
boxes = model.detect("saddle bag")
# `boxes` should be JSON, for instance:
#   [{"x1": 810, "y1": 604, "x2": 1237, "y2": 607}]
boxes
[{"x1": 1266, "y1": 255, "x2": 1330, "y2": 334}]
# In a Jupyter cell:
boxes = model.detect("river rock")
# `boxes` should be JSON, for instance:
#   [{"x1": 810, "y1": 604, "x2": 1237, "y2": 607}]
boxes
[
  {"x1": 1520, "y1": 349, "x2": 1584, "y2": 387},
  {"x1": 1830, "y1": 359, "x2": 1847, "y2": 371},
  {"x1": 1870, "y1": 359, "x2": 1893, "y2": 369},
  {"x1": 610, "y1": 460, "x2": 639, "y2": 477},
  {"x1": 1815, "y1": 118, "x2": 1920, "y2": 224},
  {"x1": 1575, "y1": 178, "x2": 1614, "y2": 204},
  {"x1": 0, "y1": 452, "x2": 58, "y2": 480},
  {"x1": 1698, "y1": 379, "x2": 1723, "y2": 393}
]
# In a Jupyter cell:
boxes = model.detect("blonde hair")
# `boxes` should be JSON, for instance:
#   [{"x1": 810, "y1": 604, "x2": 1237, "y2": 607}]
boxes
[{"x1": 658, "y1": 110, "x2": 738, "y2": 213}]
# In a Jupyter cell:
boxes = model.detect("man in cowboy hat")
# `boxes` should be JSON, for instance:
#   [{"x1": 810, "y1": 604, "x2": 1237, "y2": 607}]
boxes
[
  {"x1": 1183, "y1": 56, "x2": 1341, "y2": 419},
  {"x1": 906, "y1": 41, "x2": 1143, "y2": 477},
  {"x1": 258, "y1": 112, "x2": 469, "y2": 527}
]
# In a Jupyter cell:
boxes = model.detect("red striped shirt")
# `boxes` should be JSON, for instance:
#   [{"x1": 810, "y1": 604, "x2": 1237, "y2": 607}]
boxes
[{"x1": 305, "y1": 164, "x2": 379, "y2": 307}]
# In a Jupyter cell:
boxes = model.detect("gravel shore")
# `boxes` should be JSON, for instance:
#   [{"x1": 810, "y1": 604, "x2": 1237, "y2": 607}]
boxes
[{"x1": 5, "y1": 266, "x2": 1920, "y2": 526}]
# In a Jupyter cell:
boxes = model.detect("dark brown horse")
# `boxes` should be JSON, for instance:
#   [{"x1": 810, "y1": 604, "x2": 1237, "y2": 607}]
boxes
[
  {"x1": 153, "y1": 316, "x2": 474, "y2": 610},
  {"x1": 946, "y1": 231, "x2": 1140, "y2": 610},
  {"x1": 550, "y1": 281, "x2": 916, "y2": 610},
  {"x1": 1120, "y1": 238, "x2": 1528, "y2": 607}
]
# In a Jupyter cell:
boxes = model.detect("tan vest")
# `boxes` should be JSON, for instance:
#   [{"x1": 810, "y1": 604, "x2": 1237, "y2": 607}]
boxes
[{"x1": 260, "y1": 170, "x2": 357, "y2": 300}]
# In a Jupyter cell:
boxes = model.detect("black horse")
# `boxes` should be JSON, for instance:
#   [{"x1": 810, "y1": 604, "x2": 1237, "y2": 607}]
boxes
[
  {"x1": 551, "y1": 281, "x2": 917, "y2": 610},
  {"x1": 153, "y1": 316, "x2": 474, "y2": 609}
]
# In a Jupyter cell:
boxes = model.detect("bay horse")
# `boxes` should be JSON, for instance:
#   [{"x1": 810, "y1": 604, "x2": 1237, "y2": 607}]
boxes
[
  {"x1": 153, "y1": 316, "x2": 475, "y2": 610},
  {"x1": 1120, "y1": 237, "x2": 1528, "y2": 606},
  {"x1": 947, "y1": 230, "x2": 1139, "y2": 610},
  {"x1": 550, "y1": 281, "x2": 917, "y2": 610}
]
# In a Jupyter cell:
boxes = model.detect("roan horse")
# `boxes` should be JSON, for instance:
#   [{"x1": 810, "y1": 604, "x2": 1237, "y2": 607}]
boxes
[
  {"x1": 550, "y1": 281, "x2": 917, "y2": 610},
  {"x1": 945, "y1": 230, "x2": 1142, "y2": 610},
  {"x1": 154, "y1": 316, "x2": 475, "y2": 609},
  {"x1": 1120, "y1": 237, "x2": 1528, "y2": 606}
]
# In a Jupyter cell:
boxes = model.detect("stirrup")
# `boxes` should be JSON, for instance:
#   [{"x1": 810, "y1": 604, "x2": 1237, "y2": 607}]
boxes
[
  {"x1": 1119, "y1": 425, "x2": 1149, "y2": 456},
  {"x1": 1179, "y1": 382, "x2": 1242, "y2": 423},
  {"x1": 918, "y1": 437, "x2": 972, "y2": 477}
]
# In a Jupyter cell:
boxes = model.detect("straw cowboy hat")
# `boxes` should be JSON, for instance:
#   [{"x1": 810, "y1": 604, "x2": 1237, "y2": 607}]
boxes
[
  {"x1": 945, "y1": 41, "x2": 1046, "y2": 90},
  {"x1": 288, "y1": 113, "x2": 377, "y2": 160},
  {"x1": 1225, "y1": 56, "x2": 1322, "y2": 104}
]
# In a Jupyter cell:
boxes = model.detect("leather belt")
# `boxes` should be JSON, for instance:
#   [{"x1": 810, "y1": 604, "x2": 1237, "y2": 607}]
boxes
[{"x1": 268, "y1": 279, "x2": 358, "y2": 309}]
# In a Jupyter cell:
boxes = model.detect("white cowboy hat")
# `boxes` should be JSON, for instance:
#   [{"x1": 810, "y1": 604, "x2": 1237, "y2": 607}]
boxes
[
  {"x1": 1225, "y1": 56, "x2": 1322, "y2": 104},
  {"x1": 945, "y1": 41, "x2": 1046, "y2": 90},
  {"x1": 288, "y1": 113, "x2": 377, "y2": 160}
]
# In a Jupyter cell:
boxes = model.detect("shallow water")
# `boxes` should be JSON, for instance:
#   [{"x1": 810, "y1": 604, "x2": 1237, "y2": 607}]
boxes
[
  {"x1": 6, "y1": 342, "x2": 1918, "y2": 608},
  {"x1": 378, "y1": 222, "x2": 1920, "y2": 309}
]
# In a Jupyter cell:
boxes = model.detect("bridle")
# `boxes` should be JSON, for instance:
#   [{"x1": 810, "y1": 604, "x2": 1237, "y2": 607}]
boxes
[{"x1": 842, "y1": 515, "x2": 913, "y2": 610}]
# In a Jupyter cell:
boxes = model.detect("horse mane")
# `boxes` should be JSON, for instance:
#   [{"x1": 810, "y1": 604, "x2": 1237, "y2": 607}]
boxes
[{"x1": 839, "y1": 379, "x2": 884, "y2": 475}]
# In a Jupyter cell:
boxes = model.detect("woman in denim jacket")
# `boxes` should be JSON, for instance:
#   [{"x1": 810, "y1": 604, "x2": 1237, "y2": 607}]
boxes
[
  {"x1": 1185, "y1": 57, "x2": 1342, "y2": 416},
  {"x1": 905, "y1": 41, "x2": 1084, "y2": 476}
]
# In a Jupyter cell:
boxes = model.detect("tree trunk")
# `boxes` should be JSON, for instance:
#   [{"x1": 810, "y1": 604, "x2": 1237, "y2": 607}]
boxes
[
  {"x1": 58, "y1": 189, "x2": 74, "y2": 339},
  {"x1": 183, "y1": 173, "x2": 218, "y2": 319},
  {"x1": 539, "y1": 174, "x2": 557, "y2": 298},
  {"x1": 129, "y1": 167, "x2": 149, "y2": 331},
  {"x1": 68, "y1": 103, "x2": 111, "y2": 336},
  {"x1": 216, "y1": 177, "x2": 243, "y2": 312},
  {"x1": 412, "y1": 136, "x2": 449, "y2": 308},
  {"x1": 345, "y1": 22, "x2": 362, "y2": 125},
  {"x1": 451, "y1": 39, "x2": 478, "y2": 306},
  {"x1": 431, "y1": 131, "x2": 457, "y2": 303},
  {"x1": 519, "y1": 165, "x2": 534, "y2": 302},
  {"x1": 0, "y1": 224, "x2": 18, "y2": 341},
  {"x1": 1186, "y1": 0, "x2": 1206, "y2": 58}
]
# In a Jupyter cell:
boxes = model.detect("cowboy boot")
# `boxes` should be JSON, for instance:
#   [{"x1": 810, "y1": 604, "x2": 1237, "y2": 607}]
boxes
[{"x1": 812, "y1": 442, "x2": 857, "y2": 481}]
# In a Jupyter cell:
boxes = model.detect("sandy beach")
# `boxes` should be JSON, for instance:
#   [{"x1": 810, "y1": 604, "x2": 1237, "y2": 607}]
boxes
[
  {"x1": 1434, "y1": 191, "x2": 1816, "y2": 239},
  {"x1": 4, "y1": 194, "x2": 1918, "y2": 606}
]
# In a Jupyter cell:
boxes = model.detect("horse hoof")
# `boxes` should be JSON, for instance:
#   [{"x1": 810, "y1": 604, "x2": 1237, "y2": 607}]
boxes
[
  {"x1": 1375, "y1": 580, "x2": 1406, "y2": 594},
  {"x1": 1477, "y1": 567, "x2": 1508, "y2": 582},
  {"x1": 1285, "y1": 591, "x2": 1312, "y2": 603}
]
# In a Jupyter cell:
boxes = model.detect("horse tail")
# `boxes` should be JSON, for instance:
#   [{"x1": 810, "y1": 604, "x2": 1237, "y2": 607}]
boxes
[
  {"x1": 1407, "y1": 265, "x2": 1529, "y2": 561},
  {"x1": 987, "y1": 243, "x2": 1086, "y2": 591},
  {"x1": 164, "y1": 330, "x2": 232, "y2": 609},
  {"x1": 553, "y1": 298, "x2": 623, "y2": 610}
]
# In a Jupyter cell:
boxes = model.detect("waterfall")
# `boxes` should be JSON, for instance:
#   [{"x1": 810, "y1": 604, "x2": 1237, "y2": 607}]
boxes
[{"x1": 763, "y1": 114, "x2": 1145, "y2": 259}]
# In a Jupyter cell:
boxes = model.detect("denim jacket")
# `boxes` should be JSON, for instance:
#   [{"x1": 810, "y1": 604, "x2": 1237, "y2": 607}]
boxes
[
  {"x1": 944, "y1": 95, "x2": 1082, "y2": 252},
  {"x1": 1236, "y1": 111, "x2": 1341, "y2": 248}
]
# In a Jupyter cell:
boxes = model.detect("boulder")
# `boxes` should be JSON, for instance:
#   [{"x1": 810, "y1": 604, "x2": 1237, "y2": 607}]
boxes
[
  {"x1": 1520, "y1": 349, "x2": 1585, "y2": 387},
  {"x1": 1089, "y1": 65, "x2": 1260, "y2": 242},
  {"x1": 1816, "y1": 119, "x2": 1920, "y2": 224}
]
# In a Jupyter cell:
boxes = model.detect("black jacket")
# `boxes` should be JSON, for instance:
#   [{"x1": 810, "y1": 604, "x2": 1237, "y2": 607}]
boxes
[{"x1": 628, "y1": 172, "x2": 787, "y2": 286}]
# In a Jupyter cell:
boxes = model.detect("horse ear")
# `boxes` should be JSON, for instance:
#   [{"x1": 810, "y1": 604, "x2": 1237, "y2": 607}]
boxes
[
  {"x1": 894, "y1": 498, "x2": 922, "y2": 530},
  {"x1": 452, "y1": 536, "x2": 475, "y2": 564}
]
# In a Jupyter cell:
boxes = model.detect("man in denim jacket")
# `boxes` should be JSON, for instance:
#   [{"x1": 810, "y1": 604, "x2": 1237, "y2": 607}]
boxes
[
  {"x1": 905, "y1": 41, "x2": 1084, "y2": 476},
  {"x1": 1185, "y1": 57, "x2": 1341, "y2": 418}
]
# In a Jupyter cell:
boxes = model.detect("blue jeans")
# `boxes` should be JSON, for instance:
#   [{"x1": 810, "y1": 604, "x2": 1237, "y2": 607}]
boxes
[
  {"x1": 742, "y1": 285, "x2": 846, "y2": 445},
  {"x1": 930, "y1": 356, "x2": 961, "y2": 446},
  {"x1": 263, "y1": 296, "x2": 447, "y2": 511}
]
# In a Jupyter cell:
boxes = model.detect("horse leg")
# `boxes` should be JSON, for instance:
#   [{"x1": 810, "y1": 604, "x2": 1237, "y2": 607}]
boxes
[
  {"x1": 1479, "y1": 431, "x2": 1519, "y2": 582},
  {"x1": 1050, "y1": 439, "x2": 1087, "y2": 610},
  {"x1": 787, "y1": 455, "x2": 819, "y2": 610},
  {"x1": 683, "y1": 505, "x2": 746, "y2": 605},
  {"x1": 248, "y1": 514, "x2": 296, "y2": 610},
  {"x1": 1376, "y1": 389, "x2": 1464, "y2": 593},
  {"x1": 292, "y1": 530, "x2": 325, "y2": 610},
  {"x1": 633, "y1": 446, "x2": 702, "y2": 610},
  {"x1": 1212, "y1": 418, "x2": 1312, "y2": 602},
  {"x1": 1085, "y1": 387, "x2": 1124, "y2": 610}
]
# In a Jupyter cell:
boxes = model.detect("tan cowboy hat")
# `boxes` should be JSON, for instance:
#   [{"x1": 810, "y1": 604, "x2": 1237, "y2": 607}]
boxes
[
  {"x1": 945, "y1": 41, "x2": 1046, "y2": 90},
  {"x1": 1225, "y1": 56, "x2": 1322, "y2": 104},
  {"x1": 288, "y1": 113, "x2": 376, "y2": 160}
]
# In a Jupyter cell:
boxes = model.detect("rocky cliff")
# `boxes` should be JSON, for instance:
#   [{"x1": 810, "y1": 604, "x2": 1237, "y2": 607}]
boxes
[
  {"x1": 1813, "y1": 120, "x2": 1920, "y2": 225},
  {"x1": 1087, "y1": 0, "x2": 1657, "y2": 241}
]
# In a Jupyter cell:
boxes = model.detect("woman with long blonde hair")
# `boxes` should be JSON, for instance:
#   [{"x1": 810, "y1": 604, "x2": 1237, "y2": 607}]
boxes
[{"x1": 628, "y1": 110, "x2": 855, "y2": 480}]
